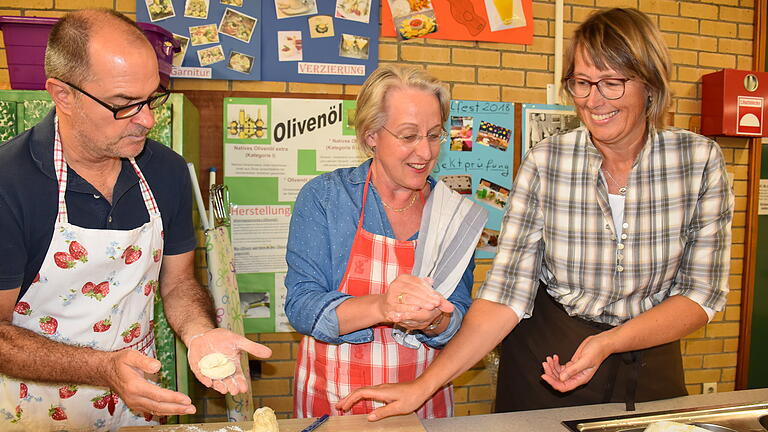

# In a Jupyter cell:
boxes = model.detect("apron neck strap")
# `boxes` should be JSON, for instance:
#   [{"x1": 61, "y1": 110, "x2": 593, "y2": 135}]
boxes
[
  {"x1": 357, "y1": 163, "x2": 373, "y2": 232},
  {"x1": 52, "y1": 115, "x2": 161, "y2": 224}
]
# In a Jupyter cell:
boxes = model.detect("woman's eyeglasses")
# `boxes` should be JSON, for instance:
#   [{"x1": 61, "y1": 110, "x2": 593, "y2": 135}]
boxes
[
  {"x1": 59, "y1": 79, "x2": 170, "y2": 120},
  {"x1": 565, "y1": 77, "x2": 631, "y2": 100},
  {"x1": 381, "y1": 126, "x2": 448, "y2": 146}
]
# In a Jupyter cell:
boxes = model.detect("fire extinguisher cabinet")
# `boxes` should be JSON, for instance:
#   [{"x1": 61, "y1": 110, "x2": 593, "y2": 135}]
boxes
[{"x1": 701, "y1": 69, "x2": 768, "y2": 137}]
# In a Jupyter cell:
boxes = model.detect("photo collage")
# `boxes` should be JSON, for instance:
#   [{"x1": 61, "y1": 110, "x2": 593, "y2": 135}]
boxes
[
  {"x1": 143, "y1": 0, "x2": 260, "y2": 76},
  {"x1": 435, "y1": 102, "x2": 514, "y2": 257},
  {"x1": 274, "y1": 0, "x2": 373, "y2": 62},
  {"x1": 137, "y1": 0, "x2": 380, "y2": 83}
]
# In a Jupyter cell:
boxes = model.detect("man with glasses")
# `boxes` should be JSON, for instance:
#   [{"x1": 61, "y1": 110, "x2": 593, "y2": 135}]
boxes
[
  {"x1": 339, "y1": 8, "x2": 732, "y2": 420},
  {"x1": 0, "y1": 9, "x2": 270, "y2": 430}
]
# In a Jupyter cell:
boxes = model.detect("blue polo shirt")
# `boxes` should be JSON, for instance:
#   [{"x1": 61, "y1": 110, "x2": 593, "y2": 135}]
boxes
[{"x1": 0, "y1": 110, "x2": 197, "y2": 300}]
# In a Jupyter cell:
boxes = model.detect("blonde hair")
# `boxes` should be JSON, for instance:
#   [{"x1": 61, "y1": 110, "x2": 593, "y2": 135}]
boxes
[
  {"x1": 355, "y1": 65, "x2": 450, "y2": 157},
  {"x1": 45, "y1": 8, "x2": 147, "y2": 86},
  {"x1": 562, "y1": 8, "x2": 672, "y2": 129}
]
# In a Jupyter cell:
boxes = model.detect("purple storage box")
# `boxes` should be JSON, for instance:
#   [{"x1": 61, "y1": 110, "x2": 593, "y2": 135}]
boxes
[{"x1": 0, "y1": 16, "x2": 180, "y2": 90}]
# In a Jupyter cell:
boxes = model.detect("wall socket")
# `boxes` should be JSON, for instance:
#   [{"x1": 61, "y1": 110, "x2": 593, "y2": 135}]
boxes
[{"x1": 703, "y1": 382, "x2": 718, "y2": 394}]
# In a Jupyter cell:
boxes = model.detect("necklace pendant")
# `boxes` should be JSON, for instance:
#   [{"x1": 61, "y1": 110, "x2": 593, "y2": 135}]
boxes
[{"x1": 619, "y1": 187, "x2": 627, "y2": 195}]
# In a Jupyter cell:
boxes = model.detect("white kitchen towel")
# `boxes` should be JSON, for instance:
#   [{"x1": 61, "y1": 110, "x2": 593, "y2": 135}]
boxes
[{"x1": 393, "y1": 180, "x2": 488, "y2": 348}]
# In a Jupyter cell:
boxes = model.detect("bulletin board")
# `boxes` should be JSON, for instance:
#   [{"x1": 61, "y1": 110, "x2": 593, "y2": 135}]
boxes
[
  {"x1": 381, "y1": 0, "x2": 532, "y2": 44},
  {"x1": 136, "y1": 0, "x2": 380, "y2": 84},
  {"x1": 436, "y1": 100, "x2": 514, "y2": 259},
  {"x1": 137, "y1": 0, "x2": 262, "y2": 81},
  {"x1": 261, "y1": 0, "x2": 380, "y2": 84}
]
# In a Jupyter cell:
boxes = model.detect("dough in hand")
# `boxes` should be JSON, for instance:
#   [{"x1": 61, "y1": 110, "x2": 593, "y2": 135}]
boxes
[
  {"x1": 253, "y1": 406, "x2": 279, "y2": 432},
  {"x1": 197, "y1": 353, "x2": 236, "y2": 380}
]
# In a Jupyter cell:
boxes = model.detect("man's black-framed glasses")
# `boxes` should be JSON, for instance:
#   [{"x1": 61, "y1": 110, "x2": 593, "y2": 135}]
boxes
[
  {"x1": 381, "y1": 126, "x2": 448, "y2": 146},
  {"x1": 60, "y1": 79, "x2": 170, "y2": 120},
  {"x1": 565, "y1": 77, "x2": 631, "y2": 100}
]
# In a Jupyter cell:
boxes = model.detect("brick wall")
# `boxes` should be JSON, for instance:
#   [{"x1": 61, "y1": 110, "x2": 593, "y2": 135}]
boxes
[{"x1": 0, "y1": 0, "x2": 756, "y2": 422}]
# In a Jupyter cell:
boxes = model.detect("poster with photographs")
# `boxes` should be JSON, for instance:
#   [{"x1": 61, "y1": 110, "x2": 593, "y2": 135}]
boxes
[
  {"x1": 260, "y1": 0, "x2": 380, "y2": 84},
  {"x1": 433, "y1": 100, "x2": 514, "y2": 259},
  {"x1": 137, "y1": 0, "x2": 261, "y2": 80},
  {"x1": 521, "y1": 104, "x2": 582, "y2": 156},
  {"x1": 138, "y1": 0, "x2": 380, "y2": 83},
  {"x1": 381, "y1": 0, "x2": 533, "y2": 44}
]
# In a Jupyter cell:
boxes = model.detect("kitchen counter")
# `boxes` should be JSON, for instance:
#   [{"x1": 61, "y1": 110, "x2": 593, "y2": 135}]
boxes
[
  {"x1": 423, "y1": 388, "x2": 768, "y2": 431},
  {"x1": 121, "y1": 389, "x2": 768, "y2": 432}
]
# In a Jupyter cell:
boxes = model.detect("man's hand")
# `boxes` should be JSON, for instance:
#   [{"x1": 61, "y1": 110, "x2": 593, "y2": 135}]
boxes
[
  {"x1": 107, "y1": 349, "x2": 196, "y2": 416},
  {"x1": 336, "y1": 380, "x2": 432, "y2": 421},
  {"x1": 540, "y1": 333, "x2": 611, "y2": 392},
  {"x1": 186, "y1": 328, "x2": 272, "y2": 395}
]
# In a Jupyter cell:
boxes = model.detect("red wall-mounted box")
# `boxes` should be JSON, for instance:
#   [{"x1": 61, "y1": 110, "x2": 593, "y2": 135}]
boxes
[{"x1": 701, "y1": 69, "x2": 768, "y2": 137}]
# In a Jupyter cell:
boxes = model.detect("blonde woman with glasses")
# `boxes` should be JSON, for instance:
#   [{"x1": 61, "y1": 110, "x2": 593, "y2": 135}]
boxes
[{"x1": 285, "y1": 65, "x2": 486, "y2": 419}]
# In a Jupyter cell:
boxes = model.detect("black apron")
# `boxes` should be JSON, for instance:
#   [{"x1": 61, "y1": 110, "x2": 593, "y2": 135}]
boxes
[{"x1": 495, "y1": 286, "x2": 687, "y2": 413}]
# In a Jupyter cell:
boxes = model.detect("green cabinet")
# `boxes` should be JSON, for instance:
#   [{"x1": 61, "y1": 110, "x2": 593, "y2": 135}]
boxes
[
  {"x1": 748, "y1": 143, "x2": 768, "y2": 389},
  {"x1": 147, "y1": 92, "x2": 200, "y2": 169},
  {"x1": 0, "y1": 90, "x2": 54, "y2": 141}
]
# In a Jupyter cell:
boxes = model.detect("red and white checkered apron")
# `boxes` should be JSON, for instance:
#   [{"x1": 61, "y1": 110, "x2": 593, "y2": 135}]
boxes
[
  {"x1": 0, "y1": 116, "x2": 164, "y2": 431},
  {"x1": 293, "y1": 170, "x2": 453, "y2": 419}
]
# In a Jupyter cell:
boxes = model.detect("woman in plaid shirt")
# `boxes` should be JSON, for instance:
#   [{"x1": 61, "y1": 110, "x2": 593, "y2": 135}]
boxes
[{"x1": 339, "y1": 7, "x2": 734, "y2": 419}]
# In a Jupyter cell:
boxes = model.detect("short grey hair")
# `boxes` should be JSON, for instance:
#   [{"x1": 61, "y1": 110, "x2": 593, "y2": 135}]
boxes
[
  {"x1": 45, "y1": 8, "x2": 147, "y2": 86},
  {"x1": 355, "y1": 65, "x2": 450, "y2": 157}
]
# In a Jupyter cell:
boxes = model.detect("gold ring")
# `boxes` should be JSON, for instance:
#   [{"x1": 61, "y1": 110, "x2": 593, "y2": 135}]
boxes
[{"x1": 397, "y1": 293, "x2": 405, "y2": 304}]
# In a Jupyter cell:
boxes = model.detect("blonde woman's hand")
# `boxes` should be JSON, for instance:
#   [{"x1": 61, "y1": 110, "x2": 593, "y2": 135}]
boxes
[{"x1": 381, "y1": 275, "x2": 454, "y2": 329}]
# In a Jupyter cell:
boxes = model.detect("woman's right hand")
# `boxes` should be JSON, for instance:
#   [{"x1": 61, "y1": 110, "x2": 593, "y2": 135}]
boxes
[
  {"x1": 381, "y1": 275, "x2": 454, "y2": 327},
  {"x1": 337, "y1": 379, "x2": 432, "y2": 421}
]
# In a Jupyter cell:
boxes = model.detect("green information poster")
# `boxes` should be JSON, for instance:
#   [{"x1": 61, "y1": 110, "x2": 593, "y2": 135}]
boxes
[{"x1": 223, "y1": 97, "x2": 361, "y2": 333}]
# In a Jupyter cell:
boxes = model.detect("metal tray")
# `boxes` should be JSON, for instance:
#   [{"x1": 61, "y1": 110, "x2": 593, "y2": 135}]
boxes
[{"x1": 561, "y1": 402, "x2": 768, "y2": 432}]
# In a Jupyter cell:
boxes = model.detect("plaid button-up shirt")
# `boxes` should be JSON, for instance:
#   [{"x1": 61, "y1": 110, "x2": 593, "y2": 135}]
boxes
[{"x1": 478, "y1": 127, "x2": 734, "y2": 326}]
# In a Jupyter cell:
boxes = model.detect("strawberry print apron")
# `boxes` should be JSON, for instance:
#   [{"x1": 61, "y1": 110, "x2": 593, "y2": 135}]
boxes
[
  {"x1": 0, "y1": 117, "x2": 164, "y2": 431},
  {"x1": 294, "y1": 169, "x2": 453, "y2": 419}
]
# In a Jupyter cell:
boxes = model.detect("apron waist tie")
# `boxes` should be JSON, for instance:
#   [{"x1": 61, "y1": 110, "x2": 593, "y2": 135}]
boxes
[
  {"x1": 621, "y1": 350, "x2": 643, "y2": 411},
  {"x1": 544, "y1": 292, "x2": 642, "y2": 411}
]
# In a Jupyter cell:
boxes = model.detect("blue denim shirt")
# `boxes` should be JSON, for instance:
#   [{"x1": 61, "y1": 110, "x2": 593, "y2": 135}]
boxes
[{"x1": 284, "y1": 159, "x2": 474, "y2": 348}]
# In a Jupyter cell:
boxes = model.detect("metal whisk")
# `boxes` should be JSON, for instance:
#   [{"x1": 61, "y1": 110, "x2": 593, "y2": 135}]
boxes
[{"x1": 209, "y1": 184, "x2": 231, "y2": 228}]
